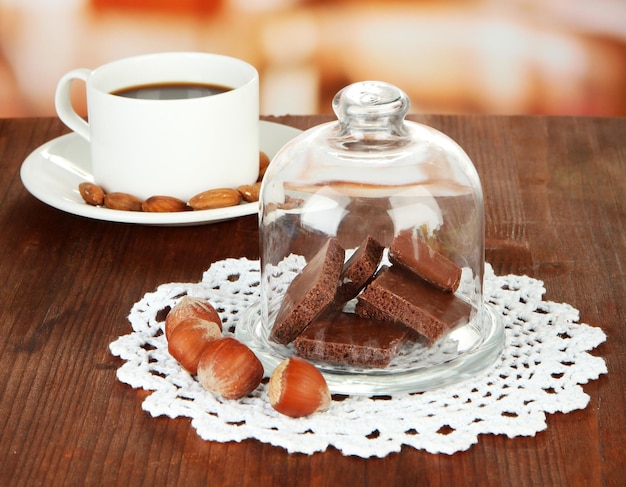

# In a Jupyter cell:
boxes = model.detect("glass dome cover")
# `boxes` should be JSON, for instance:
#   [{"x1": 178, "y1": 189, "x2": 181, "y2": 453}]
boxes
[{"x1": 236, "y1": 81, "x2": 503, "y2": 395}]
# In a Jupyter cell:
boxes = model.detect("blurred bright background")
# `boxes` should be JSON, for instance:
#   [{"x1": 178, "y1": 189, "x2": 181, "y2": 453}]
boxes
[{"x1": 1, "y1": 0, "x2": 625, "y2": 117}]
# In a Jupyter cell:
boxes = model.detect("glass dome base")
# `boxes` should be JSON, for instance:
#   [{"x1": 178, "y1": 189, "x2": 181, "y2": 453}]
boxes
[{"x1": 236, "y1": 303, "x2": 505, "y2": 396}]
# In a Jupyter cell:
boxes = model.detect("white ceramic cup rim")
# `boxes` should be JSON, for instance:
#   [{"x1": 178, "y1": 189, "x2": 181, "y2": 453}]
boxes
[{"x1": 86, "y1": 51, "x2": 258, "y2": 98}]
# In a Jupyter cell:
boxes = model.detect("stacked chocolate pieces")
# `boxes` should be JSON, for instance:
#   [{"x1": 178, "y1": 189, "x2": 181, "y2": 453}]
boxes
[{"x1": 269, "y1": 230, "x2": 471, "y2": 368}]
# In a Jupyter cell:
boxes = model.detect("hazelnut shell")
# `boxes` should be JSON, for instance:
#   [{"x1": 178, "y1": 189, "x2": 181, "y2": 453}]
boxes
[
  {"x1": 165, "y1": 296, "x2": 222, "y2": 339},
  {"x1": 268, "y1": 357, "x2": 331, "y2": 417},
  {"x1": 197, "y1": 337, "x2": 264, "y2": 400},
  {"x1": 167, "y1": 317, "x2": 222, "y2": 375}
]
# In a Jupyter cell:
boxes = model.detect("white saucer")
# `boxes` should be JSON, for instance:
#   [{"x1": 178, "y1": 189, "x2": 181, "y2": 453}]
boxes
[{"x1": 20, "y1": 121, "x2": 302, "y2": 226}]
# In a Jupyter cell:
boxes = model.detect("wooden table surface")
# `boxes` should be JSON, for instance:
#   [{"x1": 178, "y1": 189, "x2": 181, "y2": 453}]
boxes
[{"x1": 1, "y1": 115, "x2": 624, "y2": 486}]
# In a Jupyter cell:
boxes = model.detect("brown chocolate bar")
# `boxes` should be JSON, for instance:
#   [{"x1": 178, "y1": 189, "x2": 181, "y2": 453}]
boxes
[
  {"x1": 294, "y1": 311, "x2": 410, "y2": 368},
  {"x1": 270, "y1": 238, "x2": 345, "y2": 344},
  {"x1": 334, "y1": 235, "x2": 384, "y2": 306},
  {"x1": 389, "y1": 229, "x2": 461, "y2": 292},
  {"x1": 356, "y1": 265, "x2": 472, "y2": 341}
]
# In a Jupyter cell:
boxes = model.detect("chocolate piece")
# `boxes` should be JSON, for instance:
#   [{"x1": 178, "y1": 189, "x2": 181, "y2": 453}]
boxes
[
  {"x1": 334, "y1": 236, "x2": 384, "y2": 306},
  {"x1": 294, "y1": 311, "x2": 410, "y2": 368},
  {"x1": 354, "y1": 298, "x2": 431, "y2": 345},
  {"x1": 389, "y1": 229, "x2": 461, "y2": 292},
  {"x1": 356, "y1": 266, "x2": 472, "y2": 341},
  {"x1": 270, "y1": 238, "x2": 345, "y2": 344}
]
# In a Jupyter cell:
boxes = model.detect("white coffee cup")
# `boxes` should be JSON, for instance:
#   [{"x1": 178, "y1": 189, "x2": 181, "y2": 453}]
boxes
[{"x1": 55, "y1": 52, "x2": 259, "y2": 201}]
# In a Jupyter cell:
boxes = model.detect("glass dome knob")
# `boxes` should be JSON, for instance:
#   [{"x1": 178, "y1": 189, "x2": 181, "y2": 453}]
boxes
[{"x1": 333, "y1": 81, "x2": 409, "y2": 137}]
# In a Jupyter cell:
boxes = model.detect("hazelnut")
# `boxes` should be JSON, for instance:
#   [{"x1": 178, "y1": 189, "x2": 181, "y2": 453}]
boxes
[
  {"x1": 167, "y1": 318, "x2": 222, "y2": 375},
  {"x1": 197, "y1": 337, "x2": 264, "y2": 400},
  {"x1": 165, "y1": 296, "x2": 222, "y2": 339},
  {"x1": 268, "y1": 357, "x2": 331, "y2": 417}
]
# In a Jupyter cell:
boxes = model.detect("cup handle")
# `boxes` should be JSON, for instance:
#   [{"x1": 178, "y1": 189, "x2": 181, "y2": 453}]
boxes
[{"x1": 54, "y1": 68, "x2": 91, "y2": 142}]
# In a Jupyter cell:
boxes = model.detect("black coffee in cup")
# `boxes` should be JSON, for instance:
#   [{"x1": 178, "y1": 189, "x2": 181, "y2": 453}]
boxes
[{"x1": 111, "y1": 82, "x2": 232, "y2": 100}]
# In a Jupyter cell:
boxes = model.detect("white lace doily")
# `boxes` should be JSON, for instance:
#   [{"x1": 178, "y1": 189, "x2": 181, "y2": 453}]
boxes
[{"x1": 109, "y1": 258, "x2": 607, "y2": 456}]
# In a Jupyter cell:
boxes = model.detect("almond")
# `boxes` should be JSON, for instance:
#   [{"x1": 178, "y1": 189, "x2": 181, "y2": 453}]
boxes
[
  {"x1": 78, "y1": 182, "x2": 105, "y2": 206},
  {"x1": 188, "y1": 188, "x2": 242, "y2": 210},
  {"x1": 142, "y1": 195, "x2": 189, "y2": 212},
  {"x1": 258, "y1": 151, "x2": 270, "y2": 182},
  {"x1": 237, "y1": 182, "x2": 261, "y2": 203},
  {"x1": 103, "y1": 192, "x2": 143, "y2": 211}
]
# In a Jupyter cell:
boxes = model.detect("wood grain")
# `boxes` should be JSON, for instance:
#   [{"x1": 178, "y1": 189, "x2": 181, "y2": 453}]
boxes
[{"x1": 0, "y1": 115, "x2": 623, "y2": 486}]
